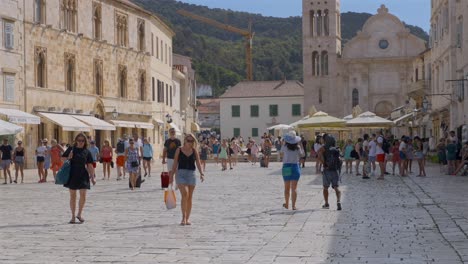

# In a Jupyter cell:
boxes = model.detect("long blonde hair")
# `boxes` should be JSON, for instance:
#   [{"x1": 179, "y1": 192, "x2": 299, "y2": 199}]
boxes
[{"x1": 184, "y1": 133, "x2": 198, "y2": 150}]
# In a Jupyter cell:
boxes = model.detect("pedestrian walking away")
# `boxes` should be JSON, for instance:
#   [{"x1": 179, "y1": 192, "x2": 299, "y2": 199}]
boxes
[
  {"x1": 12, "y1": 140, "x2": 26, "y2": 183},
  {"x1": 343, "y1": 139, "x2": 354, "y2": 174},
  {"x1": 115, "y1": 138, "x2": 126, "y2": 180},
  {"x1": 88, "y1": 140, "x2": 100, "y2": 180},
  {"x1": 169, "y1": 134, "x2": 205, "y2": 226},
  {"x1": 319, "y1": 134, "x2": 342, "y2": 210},
  {"x1": 62, "y1": 133, "x2": 95, "y2": 224},
  {"x1": 142, "y1": 138, "x2": 153, "y2": 177},
  {"x1": 0, "y1": 138, "x2": 13, "y2": 184},
  {"x1": 281, "y1": 131, "x2": 305, "y2": 210}
]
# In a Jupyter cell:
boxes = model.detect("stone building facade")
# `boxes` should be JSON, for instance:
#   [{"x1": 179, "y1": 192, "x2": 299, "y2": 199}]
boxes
[
  {"x1": 427, "y1": 0, "x2": 468, "y2": 141},
  {"x1": 302, "y1": 1, "x2": 426, "y2": 119},
  {"x1": 0, "y1": 0, "x2": 193, "y2": 168}
]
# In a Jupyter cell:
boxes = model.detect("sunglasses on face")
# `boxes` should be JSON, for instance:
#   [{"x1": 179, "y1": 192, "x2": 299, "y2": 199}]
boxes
[
  {"x1": 186, "y1": 139, "x2": 194, "y2": 143},
  {"x1": 77, "y1": 139, "x2": 85, "y2": 143}
]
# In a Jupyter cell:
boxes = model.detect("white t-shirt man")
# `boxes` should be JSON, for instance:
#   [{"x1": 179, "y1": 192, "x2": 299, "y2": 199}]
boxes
[
  {"x1": 363, "y1": 140, "x2": 369, "y2": 152},
  {"x1": 399, "y1": 141, "x2": 407, "y2": 152}
]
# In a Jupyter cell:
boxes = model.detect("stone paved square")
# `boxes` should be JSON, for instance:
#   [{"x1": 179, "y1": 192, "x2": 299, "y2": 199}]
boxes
[{"x1": 0, "y1": 162, "x2": 467, "y2": 263}]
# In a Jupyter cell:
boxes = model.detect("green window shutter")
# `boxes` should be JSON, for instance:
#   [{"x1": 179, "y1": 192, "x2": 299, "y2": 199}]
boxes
[
  {"x1": 233, "y1": 128, "x2": 240, "y2": 137},
  {"x1": 269, "y1": 104, "x2": 278, "y2": 117},
  {"x1": 250, "y1": 105, "x2": 259, "y2": 117},
  {"x1": 292, "y1": 104, "x2": 301, "y2": 116},
  {"x1": 252, "y1": 128, "x2": 258, "y2": 137},
  {"x1": 232, "y1": 105, "x2": 240, "y2": 117}
]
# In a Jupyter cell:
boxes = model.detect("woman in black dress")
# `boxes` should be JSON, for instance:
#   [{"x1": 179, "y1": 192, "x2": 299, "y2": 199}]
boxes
[{"x1": 62, "y1": 133, "x2": 95, "y2": 224}]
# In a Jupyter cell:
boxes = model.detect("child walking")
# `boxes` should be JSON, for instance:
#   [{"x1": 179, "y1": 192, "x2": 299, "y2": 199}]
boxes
[{"x1": 218, "y1": 140, "x2": 229, "y2": 171}]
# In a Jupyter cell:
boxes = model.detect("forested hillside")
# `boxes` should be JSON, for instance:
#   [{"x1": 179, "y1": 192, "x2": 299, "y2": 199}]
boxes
[{"x1": 132, "y1": 0, "x2": 429, "y2": 96}]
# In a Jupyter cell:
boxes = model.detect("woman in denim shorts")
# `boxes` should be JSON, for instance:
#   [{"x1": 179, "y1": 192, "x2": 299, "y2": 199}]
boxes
[{"x1": 169, "y1": 134, "x2": 205, "y2": 226}]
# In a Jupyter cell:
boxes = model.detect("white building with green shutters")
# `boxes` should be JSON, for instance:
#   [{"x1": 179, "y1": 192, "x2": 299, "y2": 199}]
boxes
[{"x1": 219, "y1": 80, "x2": 304, "y2": 140}]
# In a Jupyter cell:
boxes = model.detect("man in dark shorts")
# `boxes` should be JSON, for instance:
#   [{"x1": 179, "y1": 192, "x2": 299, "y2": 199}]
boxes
[
  {"x1": 0, "y1": 138, "x2": 13, "y2": 184},
  {"x1": 318, "y1": 134, "x2": 342, "y2": 211},
  {"x1": 162, "y1": 128, "x2": 181, "y2": 177}
]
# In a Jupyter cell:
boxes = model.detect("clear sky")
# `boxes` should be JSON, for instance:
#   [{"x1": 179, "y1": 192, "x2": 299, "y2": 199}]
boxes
[{"x1": 177, "y1": 0, "x2": 430, "y2": 32}]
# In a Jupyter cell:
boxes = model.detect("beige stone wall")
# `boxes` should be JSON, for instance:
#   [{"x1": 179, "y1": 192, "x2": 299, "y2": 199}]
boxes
[
  {"x1": 0, "y1": 0, "x2": 24, "y2": 109},
  {"x1": 19, "y1": 0, "x2": 175, "y2": 167}
]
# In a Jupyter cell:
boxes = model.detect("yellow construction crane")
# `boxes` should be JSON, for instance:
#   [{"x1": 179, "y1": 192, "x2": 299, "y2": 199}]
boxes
[{"x1": 177, "y1": 9, "x2": 255, "y2": 81}]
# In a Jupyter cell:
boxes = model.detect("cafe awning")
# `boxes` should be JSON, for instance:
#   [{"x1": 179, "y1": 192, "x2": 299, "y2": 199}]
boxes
[
  {"x1": 393, "y1": 113, "x2": 413, "y2": 125},
  {"x1": 0, "y1": 119, "x2": 24, "y2": 135},
  {"x1": 38, "y1": 112, "x2": 90, "y2": 132},
  {"x1": 154, "y1": 119, "x2": 164, "y2": 125},
  {"x1": 0, "y1": 108, "x2": 40, "y2": 124},
  {"x1": 110, "y1": 120, "x2": 154, "y2": 129},
  {"x1": 72, "y1": 115, "x2": 116, "y2": 131}
]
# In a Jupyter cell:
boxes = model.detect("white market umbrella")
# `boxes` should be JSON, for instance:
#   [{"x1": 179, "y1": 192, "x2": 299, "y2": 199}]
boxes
[
  {"x1": 346, "y1": 111, "x2": 394, "y2": 127},
  {"x1": 0, "y1": 119, "x2": 23, "y2": 135},
  {"x1": 267, "y1": 124, "x2": 293, "y2": 130},
  {"x1": 296, "y1": 111, "x2": 346, "y2": 128},
  {"x1": 290, "y1": 115, "x2": 310, "y2": 128}
]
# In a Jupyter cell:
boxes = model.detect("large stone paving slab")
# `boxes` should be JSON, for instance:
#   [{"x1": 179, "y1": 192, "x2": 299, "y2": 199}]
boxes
[{"x1": 0, "y1": 163, "x2": 466, "y2": 263}]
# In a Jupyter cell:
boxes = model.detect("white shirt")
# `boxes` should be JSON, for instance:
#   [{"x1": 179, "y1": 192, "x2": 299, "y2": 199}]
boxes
[
  {"x1": 369, "y1": 140, "x2": 377, "y2": 157},
  {"x1": 399, "y1": 141, "x2": 407, "y2": 152},
  {"x1": 314, "y1": 143, "x2": 322, "y2": 153},
  {"x1": 363, "y1": 140, "x2": 369, "y2": 151},
  {"x1": 36, "y1": 146, "x2": 47, "y2": 157},
  {"x1": 376, "y1": 136, "x2": 384, "y2": 155},
  {"x1": 281, "y1": 145, "x2": 305, "y2": 164}
]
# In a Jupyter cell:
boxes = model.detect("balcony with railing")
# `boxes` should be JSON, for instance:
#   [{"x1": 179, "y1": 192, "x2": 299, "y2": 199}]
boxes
[{"x1": 408, "y1": 80, "x2": 431, "y2": 97}]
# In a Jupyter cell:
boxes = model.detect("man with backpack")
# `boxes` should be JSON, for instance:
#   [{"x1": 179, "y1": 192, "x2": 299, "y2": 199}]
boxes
[
  {"x1": 319, "y1": 134, "x2": 342, "y2": 211},
  {"x1": 115, "y1": 138, "x2": 126, "y2": 181},
  {"x1": 376, "y1": 130, "x2": 389, "y2": 180}
]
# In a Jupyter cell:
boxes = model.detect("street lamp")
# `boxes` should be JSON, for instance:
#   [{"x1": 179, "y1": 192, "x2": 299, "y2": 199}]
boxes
[
  {"x1": 112, "y1": 108, "x2": 118, "y2": 119},
  {"x1": 422, "y1": 97, "x2": 431, "y2": 113},
  {"x1": 165, "y1": 114, "x2": 172, "y2": 124}
]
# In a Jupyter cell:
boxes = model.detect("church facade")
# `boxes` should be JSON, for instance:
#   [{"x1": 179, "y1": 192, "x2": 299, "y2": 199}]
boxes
[{"x1": 302, "y1": 1, "x2": 427, "y2": 118}]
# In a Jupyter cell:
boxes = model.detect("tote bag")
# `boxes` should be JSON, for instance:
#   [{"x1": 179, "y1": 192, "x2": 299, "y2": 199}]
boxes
[
  {"x1": 164, "y1": 185, "x2": 177, "y2": 210},
  {"x1": 55, "y1": 160, "x2": 71, "y2": 185}
]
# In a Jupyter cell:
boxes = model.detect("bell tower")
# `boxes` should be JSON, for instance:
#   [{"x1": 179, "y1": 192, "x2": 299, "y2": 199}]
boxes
[{"x1": 303, "y1": 0, "x2": 342, "y2": 117}]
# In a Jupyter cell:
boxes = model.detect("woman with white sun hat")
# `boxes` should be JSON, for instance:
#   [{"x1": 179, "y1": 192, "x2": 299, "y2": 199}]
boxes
[{"x1": 280, "y1": 131, "x2": 305, "y2": 210}]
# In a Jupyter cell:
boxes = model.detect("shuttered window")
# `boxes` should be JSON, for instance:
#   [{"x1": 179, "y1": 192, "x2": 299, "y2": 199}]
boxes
[
  {"x1": 250, "y1": 105, "x2": 259, "y2": 117},
  {"x1": 232, "y1": 105, "x2": 240, "y2": 117},
  {"x1": 292, "y1": 104, "x2": 301, "y2": 116},
  {"x1": 252, "y1": 128, "x2": 258, "y2": 137},
  {"x1": 4, "y1": 74, "x2": 15, "y2": 102},
  {"x1": 269, "y1": 104, "x2": 278, "y2": 117},
  {"x1": 233, "y1": 128, "x2": 240, "y2": 137},
  {"x1": 4, "y1": 21, "x2": 14, "y2": 49}
]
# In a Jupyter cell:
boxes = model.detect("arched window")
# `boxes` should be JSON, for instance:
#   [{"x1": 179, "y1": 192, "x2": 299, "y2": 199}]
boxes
[
  {"x1": 64, "y1": 53, "x2": 75, "y2": 92},
  {"x1": 61, "y1": 0, "x2": 77, "y2": 32},
  {"x1": 93, "y1": 4, "x2": 101, "y2": 40},
  {"x1": 94, "y1": 59, "x2": 103, "y2": 95},
  {"x1": 35, "y1": 47, "x2": 47, "y2": 88},
  {"x1": 321, "y1": 51, "x2": 328, "y2": 76},
  {"x1": 316, "y1": 10, "x2": 322, "y2": 36},
  {"x1": 137, "y1": 19, "x2": 145, "y2": 52},
  {"x1": 312, "y1": 51, "x2": 320, "y2": 76},
  {"x1": 139, "y1": 71, "x2": 146, "y2": 101},
  {"x1": 119, "y1": 65, "x2": 127, "y2": 98},
  {"x1": 352, "y1": 89, "x2": 359, "y2": 107},
  {"x1": 319, "y1": 87, "x2": 323, "y2": 104},
  {"x1": 324, "y1": 10, "x2": 329, "y2": 36},
  {"x1": 309, "y1": 10, "x2": 315, "y2": 36}
]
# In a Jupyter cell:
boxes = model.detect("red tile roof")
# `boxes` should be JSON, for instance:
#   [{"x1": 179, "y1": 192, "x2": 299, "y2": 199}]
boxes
[{"x1": 220, "y1": 80, "x2": 304, "y2": 98}]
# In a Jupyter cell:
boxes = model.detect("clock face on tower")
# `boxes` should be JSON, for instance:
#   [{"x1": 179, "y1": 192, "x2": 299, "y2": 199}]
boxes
[{"x1": 379, "y1": 39, "x2": 389, "y2": 49}]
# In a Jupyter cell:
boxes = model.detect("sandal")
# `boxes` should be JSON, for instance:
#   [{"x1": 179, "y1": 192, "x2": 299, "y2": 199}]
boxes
[
  {"x1": 68, "y1": 220, "x2": 76, "y2": 224},
  {"x1": 282, "y1": 203, "x2": 288, "y2": 209},
  {"x1": 292, "y1": 207, "x2": 297, "y2": 211},
  {"x1": 76, "y1": 216, "x2": 85, "y2": 223}
]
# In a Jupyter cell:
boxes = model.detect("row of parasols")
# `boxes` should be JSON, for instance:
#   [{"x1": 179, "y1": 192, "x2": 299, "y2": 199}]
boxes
[{"x1": 267, "y1": 111, "x2": 395, "y2": 132}]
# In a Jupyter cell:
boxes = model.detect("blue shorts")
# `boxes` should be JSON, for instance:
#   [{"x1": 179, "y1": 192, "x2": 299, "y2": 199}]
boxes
[
  {"x1": 282, "y1": 163, "x2": 301, "y2": 181},
  {"x1": 369, "y1": 156, "x2": 376, "y2": 162},
  {"x1": 176, "y1": 169, "x2": 197, "y2": 186},
  {"x1": 323, "y1": 169, "x2": 339, "y2": 188}
]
